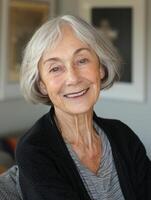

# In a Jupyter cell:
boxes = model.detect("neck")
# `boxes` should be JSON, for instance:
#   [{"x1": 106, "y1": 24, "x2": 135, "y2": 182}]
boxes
[{"x1": 54, "y1": 107, "x2": 98, "y2": 149}]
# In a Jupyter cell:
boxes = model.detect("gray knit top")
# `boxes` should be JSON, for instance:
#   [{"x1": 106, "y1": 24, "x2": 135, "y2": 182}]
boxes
[{"x1": 65, "y1": 122, "x2": 125, "y2": 200}]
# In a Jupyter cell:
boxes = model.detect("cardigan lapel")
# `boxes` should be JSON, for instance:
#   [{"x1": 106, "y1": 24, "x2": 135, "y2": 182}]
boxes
[
  {"x1": 44, "y1": 107, "x2": 92, "y2": 200},
  {"x1": 93, "y1": 113, "x2": 136, "y2": 200}
]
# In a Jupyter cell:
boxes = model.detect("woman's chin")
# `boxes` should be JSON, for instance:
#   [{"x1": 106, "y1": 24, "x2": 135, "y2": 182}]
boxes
[{"x1": 61, "y1": 103, "x2": 94, "y2": 115}]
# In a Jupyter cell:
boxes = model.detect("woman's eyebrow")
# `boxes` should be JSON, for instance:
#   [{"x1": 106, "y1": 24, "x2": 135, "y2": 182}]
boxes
[
  {"x1": 73, "y1": 47, "x2": 92, "y2": 55},
  {"x1": 43, "y1": 57, "x2": 61, "y2": 65}
]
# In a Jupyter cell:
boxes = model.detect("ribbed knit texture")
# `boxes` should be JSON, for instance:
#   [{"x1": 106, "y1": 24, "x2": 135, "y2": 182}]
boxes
[{"x1": 0, "y1": 165, "x2": 22, "y2": 200}]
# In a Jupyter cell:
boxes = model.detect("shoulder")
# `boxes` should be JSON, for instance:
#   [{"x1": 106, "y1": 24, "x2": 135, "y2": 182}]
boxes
[
  {"x1": 15, "y1": 111, "x2": 52, "y2": 176},
  {"x1": 95, "y1": 115, "x2": 137, "y2": 141},
  {"x1": 97, "y1": 116, "x2": 151, "y2": 173},
  {"x1": 95, "y1": 115, "x2": 147, "y2": 157},
  {"x1": 15, "y1": 109, "x2": 61, "y2": 184}
]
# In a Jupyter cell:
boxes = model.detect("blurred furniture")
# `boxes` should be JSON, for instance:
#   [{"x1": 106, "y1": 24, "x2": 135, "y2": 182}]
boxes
[{"x1": 0, "y1": 137, "x2": 18, "y2": 174}]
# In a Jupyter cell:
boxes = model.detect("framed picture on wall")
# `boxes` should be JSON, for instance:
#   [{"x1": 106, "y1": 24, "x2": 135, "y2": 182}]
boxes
[
  {"x1": 0, "y1": 0, "x2": 56, "y2": 100},
  {"x1": 8, "y1": 0, "x2": 50, "y2": 82},
  {"x1": 78, "y1": 0, "x2": 146, "y2": 102}
]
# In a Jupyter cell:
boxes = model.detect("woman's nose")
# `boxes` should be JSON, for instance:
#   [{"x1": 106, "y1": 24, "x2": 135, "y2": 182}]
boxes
[{"x1": 65, "y1": 68, "x2": 80, "y2": 85}]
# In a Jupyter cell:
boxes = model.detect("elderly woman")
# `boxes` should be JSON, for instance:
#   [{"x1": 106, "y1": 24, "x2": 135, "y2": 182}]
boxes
[{"x1": 0, "y1": 15, "x2": 151, "y2": 200}]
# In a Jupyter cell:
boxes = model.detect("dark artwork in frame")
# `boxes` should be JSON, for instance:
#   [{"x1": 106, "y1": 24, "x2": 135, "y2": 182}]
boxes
[{"x1": 91, "y1": 7, "x2": 132, "y2": 83}]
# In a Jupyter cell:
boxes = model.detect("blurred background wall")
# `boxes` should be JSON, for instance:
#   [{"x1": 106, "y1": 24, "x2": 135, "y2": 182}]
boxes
[{"x1": 0, "y1": 0, "x2": 150, "y2": 160}]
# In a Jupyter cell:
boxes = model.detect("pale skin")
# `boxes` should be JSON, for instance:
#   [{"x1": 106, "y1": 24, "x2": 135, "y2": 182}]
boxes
[{"x1": 39, "y1": 25, "x2": 105, "y2": 174}]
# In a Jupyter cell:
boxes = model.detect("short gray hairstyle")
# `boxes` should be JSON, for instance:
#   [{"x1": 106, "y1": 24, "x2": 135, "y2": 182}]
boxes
[{"x1": 20, "y1": 15, "x2": 121, "y2": 105}]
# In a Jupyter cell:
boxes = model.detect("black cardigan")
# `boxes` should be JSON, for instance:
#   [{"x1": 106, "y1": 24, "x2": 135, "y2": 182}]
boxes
[{"x1": 16, "y1": 107, "x2": 151, "y2": 200}]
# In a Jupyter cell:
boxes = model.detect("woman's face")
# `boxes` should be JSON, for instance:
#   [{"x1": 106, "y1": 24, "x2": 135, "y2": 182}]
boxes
[{"x1": 39, "y1": 26, "x2": 104, "y2": 115}]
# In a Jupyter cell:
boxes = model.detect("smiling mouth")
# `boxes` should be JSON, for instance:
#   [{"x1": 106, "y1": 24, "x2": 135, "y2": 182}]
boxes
[{"x1": 64, "y1": 88, "x2": 89, "y2": 98}]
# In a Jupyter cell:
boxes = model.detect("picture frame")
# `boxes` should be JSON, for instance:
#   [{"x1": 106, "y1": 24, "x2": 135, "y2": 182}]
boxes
[
  {"x1": 78, "y1": 0, "x2": 146, "y2": 102},
  {"x1": 0, "y1": 0, "x2": 56, "y2": 100}
]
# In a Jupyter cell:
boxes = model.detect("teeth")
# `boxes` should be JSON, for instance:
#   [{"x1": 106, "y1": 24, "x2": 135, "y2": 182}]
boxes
[{"x1": 65, "y1": 89, "x2": 87, "y2": 98}]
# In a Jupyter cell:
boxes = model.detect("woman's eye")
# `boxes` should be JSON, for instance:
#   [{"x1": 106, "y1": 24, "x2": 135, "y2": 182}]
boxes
[
  {"x1": 49, "y1": 65, "x2": 62, "y2": 73},
  {"x1": 77, "y1": 58, "x2": 89, "y2": 65}
]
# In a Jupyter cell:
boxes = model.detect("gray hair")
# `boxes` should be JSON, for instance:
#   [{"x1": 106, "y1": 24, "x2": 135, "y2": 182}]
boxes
[{"x1": 20, "y1": 15, "x2": 121, "y2": 105}]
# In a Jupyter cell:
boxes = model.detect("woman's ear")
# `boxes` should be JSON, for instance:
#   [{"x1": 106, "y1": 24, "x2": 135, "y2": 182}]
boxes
[
  {"x1": 100, "y1": 66, "x2": 105, "y2": 80},
  {"x1": 39, "y1": 81, "x2": 48, "y2": 95}
]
